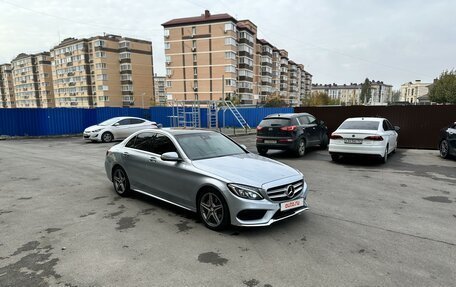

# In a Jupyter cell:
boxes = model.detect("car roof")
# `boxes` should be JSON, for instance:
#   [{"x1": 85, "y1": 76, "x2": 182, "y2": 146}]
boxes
[
  {"x1": 108, "y1": 116, "x2": 148, "y2": 121},
  {"x1": 344, "y1": 117, "x2": 385, "y2": 122},
  {"x1": 137, "y1": 128, "x2": 215, "y2": 136},
  {"x1": 265, "y1": 113, "x2": 310, "y2": 119}
]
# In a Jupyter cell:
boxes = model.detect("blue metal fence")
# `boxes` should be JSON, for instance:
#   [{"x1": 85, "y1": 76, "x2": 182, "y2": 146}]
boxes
[{"x1": 0, "y1": 107, "x2": 293, "y2": 136}]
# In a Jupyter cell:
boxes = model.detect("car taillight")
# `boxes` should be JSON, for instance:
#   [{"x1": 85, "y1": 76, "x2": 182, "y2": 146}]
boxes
[
  {"x1": 364, "y1": 135, "x2": 383, "y2": 141},
  {"x1": 256, "y1": 126, "x2": 263, "y2": 131},
  {"x1": 330, "y1": 133, "x2": 343, "y2": 139},
  {"x1": 280, "y1": 126, "x2": 297, "y2": 132}
]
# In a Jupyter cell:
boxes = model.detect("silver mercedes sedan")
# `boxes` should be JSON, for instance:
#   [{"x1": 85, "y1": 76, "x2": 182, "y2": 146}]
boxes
[{"x1": 105, "y1": 129, "x2": 309, "y2": 230}]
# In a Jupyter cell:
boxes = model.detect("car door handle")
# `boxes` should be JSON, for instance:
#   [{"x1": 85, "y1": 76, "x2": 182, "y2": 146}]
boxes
[
  {"x1": 122, "y1": 152, "x2": 130, "y2": 157},
  {"x1": 149, "y1": 157, "x2": 157, "y2": 163}
]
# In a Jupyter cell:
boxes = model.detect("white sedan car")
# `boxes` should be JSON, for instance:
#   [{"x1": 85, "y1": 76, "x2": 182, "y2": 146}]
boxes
[
  {"x1": 328, "y1": 117, "x2": 399, "y2": 163},
  {"x1": 83, "y1": 117, "x2": 158, "y2": 143}
]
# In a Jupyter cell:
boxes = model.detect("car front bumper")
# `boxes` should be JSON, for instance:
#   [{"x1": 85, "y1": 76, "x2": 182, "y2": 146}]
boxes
[
  {"x1": 83, "y1": 132, "x2": 101, "y2": 141},
  {"x1": 224, "y1": 180, "x2": 309, "y2": 227},
  {"x1": 256, "y1": 138, "x2": 297, "y2": 150}
]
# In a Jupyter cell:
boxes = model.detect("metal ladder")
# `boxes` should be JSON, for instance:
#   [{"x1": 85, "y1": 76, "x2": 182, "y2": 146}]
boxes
[
  {"x1": 225, "y1": 100, "x2": 250, "y2": 129},
  {"x1": 207, "y1": 101, "x2": 218, "y2": 128}
]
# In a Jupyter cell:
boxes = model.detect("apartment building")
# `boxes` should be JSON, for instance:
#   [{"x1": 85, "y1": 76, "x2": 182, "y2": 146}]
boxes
[
  {"x1": 11, "y1": 52, "x2": 55, "y2": 108},
  {"x1": 162, "y1": 10, "x2": 310, "y2": 106},
  {"x1": 50, "y1": 34, "x2": 154, "y2": 108},
  {"x1": 154, "y1": 74, "x2": 166, "y2": 105},
  {"x1": 0, "y1": 64, "x2": 15, "y2": 108},
  {"x1": 400, "y1": 80, "x2": 431, "y2": 103},
  {"x1": 312, "y1": 80, "x2": 392, "y2": 105}
]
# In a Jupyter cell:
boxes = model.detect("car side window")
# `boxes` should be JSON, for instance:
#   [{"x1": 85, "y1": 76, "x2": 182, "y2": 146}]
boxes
[
  {"x1": 130, "y1": 119, "x2": 145, "y2": 124},
  {"x1": 386, "y1": 120, "x2": 394, "y2": 131},
  {"x1": 298, "y1": 116, "x2": 309, "y2": 125},
  {"x1": 151, "y1": 134, "x2": 177, "y2": 155},
  {"x1": 307, "y1": 115, "x2": 316, "y2": 124},
  {"x1": 126, "y1": 132, "x2": 154, "y2": 152},
  {"x1": 117, "y1": 119, "x2": 131, "y2": 126},
  {"x1": 382, "y1": 120, "x2": 389, "y2": 131}
]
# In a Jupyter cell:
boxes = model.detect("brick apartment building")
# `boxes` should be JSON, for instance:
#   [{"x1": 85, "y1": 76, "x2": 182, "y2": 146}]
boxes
[
  {"x1": 154, "y1": 74, "x2": 167, "y2": 106},
  {"x1": 0, "y1": 64, "x2": 16, "y2": 108},
  {"x1": 51, "y1": 34, "x2": 155, "y2": 108},
  {"x1": 162, "y1": 10, "x2": 312, "y2": 106},
  {"x1": 11, "y1": 52, "x2": 55, "y2": 108}
]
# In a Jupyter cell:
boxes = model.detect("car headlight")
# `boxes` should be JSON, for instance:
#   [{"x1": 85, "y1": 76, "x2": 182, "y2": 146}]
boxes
[
  {"x1": 92, "y1": 128, "x2": 102, "y2": 133},
  {"x1": 227, "y1": 183, "x2": 264, "y2": 200}
]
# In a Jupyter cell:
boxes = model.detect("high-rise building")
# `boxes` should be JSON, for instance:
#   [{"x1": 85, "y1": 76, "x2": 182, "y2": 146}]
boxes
[
  {"x1": 154, "y1": 74, "x2": 167, "y2": 106},
  {"x1": 0, "y1": 64, "x2": 15, "y2": 108},
  {"x1": 50, "y1": 34, "x2": 154, "y2": 108},
  {"x1": 162, "y1": 10, "x2": 310, "y2": 106},
  {"x1": 11, "y1": 52, "x2": 55, "y2": 108}
]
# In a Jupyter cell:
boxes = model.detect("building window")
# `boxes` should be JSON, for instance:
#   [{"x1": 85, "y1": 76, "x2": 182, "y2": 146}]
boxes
[
  {"x1": 166, "y1": 81, "x2": 172, "y2": 87},
  {"x1": 98, "y1": 96, "x2": 109, "y2": 101},
  {"x1": 193, "y1": 67, "x2": 197, "y2": 76},
  {"x1": 119, "y1": 52, "x2": 131, "y2": 59},
  {"x1": 95, "y1": 51, "x2": 106, "y2": 58},
  {"x1": 97, "y1": 85, "x2": 109, "y2": 91},
  {"x1": 225, "y1": 79, "x2": 236, "y2": 86},
  {"x1": 225, "y1": 37, "x2": 237, "y2": 46},
  {"x1": 121, "y1": 74, "x2": 132, "y2": 81},
  {"x1": 95, "y1": 63, "x2": 107, "y2": 69},
  {"x1": 164, "y1": 29, "x2": 170, "y2": 37},
  {"x1": 224, "y1": 23, "x2": 236, "y2": 32},
  {"x1": 94, "y1": 40, "x2": 105, "y2": 47},
  {"x1": 166, "y1": 68, "x2": 172, "y2": 76},
  {"x1": 193, "y1": 54, "x2": 197, "y2": 62},
  {"x1": 225, "y1": 65, "x2": 236, "y2": 73},
  {"x1": 165, "y1": 42, "x2": 170, "y2": 49},
  {"x1": 121, "y1": 85, "x2": 133, "y2": 92},
  {"x1": 120, "y1": 63, "x2": 132, "y2": 71},
  {"x1": 192, "y1": 26, "x2": 196, "y2": 36},
  {"x1": 165, "y1": 55, "x2": 171, "y2": 63},
  {"x1": 225, "y1": 51, "x2": 236, "y2": 60},
  {"x1": 119, "y1": 41, "x2": 130, "y2": 48},
  {"x1": 96, "y1": 74, "x2": 108, "y2": 81},
  {"x1": 192, "y1": 40, "x2": 196, "y2": 49}
]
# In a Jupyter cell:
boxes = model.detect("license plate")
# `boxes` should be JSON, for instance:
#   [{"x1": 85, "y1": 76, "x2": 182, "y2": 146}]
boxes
[
  {"x1": 280, "y1": 198, "x2": 304, "y2": 211},
  {"x1": 344, "y1": 139, "x2": 362, "y2": 144},
  {"x1": 264, "y1": 140, "x2": 277, "y2": 144}
]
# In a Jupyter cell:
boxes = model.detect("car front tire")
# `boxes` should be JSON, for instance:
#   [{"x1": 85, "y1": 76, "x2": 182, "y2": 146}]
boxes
[
  {"x1": 102, "y1": 132, "x2": 114, "y2": 143},
  {"x1": 112, "y1": 167, "x2": 131, "y2": 197},
  {"x1": 439, "y1": 139, "x2": 450, "y2": 159},
  {"x1": 197, "y1": 190, "x2": 230, "y2": 231},
  {"x1": 381, "y1": 146, "x2": 389, "y2": 164},
  {"x1": 320, "y1": 134, "x2": 329, "y2": 149},
  {"x1": 331, "y1": 154, "x2": 340, "y2": 162}
]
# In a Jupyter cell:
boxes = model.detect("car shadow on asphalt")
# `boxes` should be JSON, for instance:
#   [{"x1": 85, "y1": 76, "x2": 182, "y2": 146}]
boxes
[{"x1": 261, "y1": 146, "x2": 325, "y2": 160}]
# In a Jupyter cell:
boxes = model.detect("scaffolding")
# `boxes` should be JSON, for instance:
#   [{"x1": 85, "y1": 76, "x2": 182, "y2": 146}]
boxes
[{"x1": 169, "y1": 100, "x2": 250, "y2": 129}]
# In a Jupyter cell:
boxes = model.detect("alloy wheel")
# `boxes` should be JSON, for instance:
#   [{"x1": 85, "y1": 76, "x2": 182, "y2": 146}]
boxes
[
  {"x1": 199, "y1": 192, "x2": 224, "y2": 228},
  {"x1": 102, "y1": 132, "x2": 113, "y2": 143},
  {"x1": 440, "y1": 140, "x2": 449, "y2": 158},
  {"x1": 297, "y1": 139, "x2": 305, "y2": 157},
  {"x1": 113, "y1": 169, "x2": 127, "y2": 195}
]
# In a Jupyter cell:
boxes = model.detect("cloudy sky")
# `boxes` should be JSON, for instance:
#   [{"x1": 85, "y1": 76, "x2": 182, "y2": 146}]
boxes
[{"x1": 0, "y1": 0, "x2": 454, "y2": 89}]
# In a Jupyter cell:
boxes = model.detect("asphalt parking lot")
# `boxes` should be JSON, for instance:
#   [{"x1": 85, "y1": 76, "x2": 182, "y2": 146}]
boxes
[{"x1": 1, "y1": 134, "x2": 455, "y2": 287}]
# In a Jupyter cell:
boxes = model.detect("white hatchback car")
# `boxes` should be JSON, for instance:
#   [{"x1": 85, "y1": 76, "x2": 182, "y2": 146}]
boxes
[
  {"x1": 328, "y1": 117, "x2": 399, "y2": 163},
  {"x1": 83, "y1": 117, "x2": 158, "y2": 143}
]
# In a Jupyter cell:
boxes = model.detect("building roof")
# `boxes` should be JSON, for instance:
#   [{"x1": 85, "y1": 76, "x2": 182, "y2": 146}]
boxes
[{"x1": 162, "y1": 10, "x2": 236, "y2": 27}]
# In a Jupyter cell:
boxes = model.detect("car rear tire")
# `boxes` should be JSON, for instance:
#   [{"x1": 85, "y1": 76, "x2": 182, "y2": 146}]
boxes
[
  {"x1": 381, "y1": 146, "x2": 389, "y2": 164},
  {"x1": 197, "y1": 190, "x2": 230, "y2": 231},
  {"x1": 257, "y1": 147, "x2": 268, "y2": 156},
  {"x1": 331, "y1": 154, "x2": 340, "y2": 162},
  {"x1": 320, "y1": 134, "x2": 329, "y2": 149},
  {"x1": 102, "y1": 132, "x2": 113, "y2": 143},
  {"x1": 112, "y1": 167, "x2": 131, "y2": 197},
  {"x1": 295, "y1": 138, "x2": 306, "y2": 157},
  {"x1": 439, "y1": 140, "x2": 450, "y2": 159}
]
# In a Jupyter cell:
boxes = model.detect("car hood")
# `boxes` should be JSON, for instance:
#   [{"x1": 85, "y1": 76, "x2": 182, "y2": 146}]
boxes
[
  {"x1": 191, "y1": 153, "x2": 301, "y2": 187},
  {"x1": 84, "y1": 125, "x2": 106, "y2": 132}
]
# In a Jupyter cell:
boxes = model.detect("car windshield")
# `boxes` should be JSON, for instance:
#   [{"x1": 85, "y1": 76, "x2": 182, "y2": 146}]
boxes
[
  {"x1": 175, "y1": 132, "x2": 246, "y2": 160},
  {"x1": 98, "y1": 118, "x2": 121, "y2": 126},
  {"x1": 259, "y1": 118, "x2": 291, "y2": 127},
  {"x1": 339, "y1": 121, "x2": 379, "y2": 130}
]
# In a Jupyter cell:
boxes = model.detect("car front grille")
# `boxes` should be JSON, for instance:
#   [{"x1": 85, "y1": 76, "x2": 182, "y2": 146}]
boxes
[{"x1": 266, "y1": 180, "x2": 304, "y2": 202}]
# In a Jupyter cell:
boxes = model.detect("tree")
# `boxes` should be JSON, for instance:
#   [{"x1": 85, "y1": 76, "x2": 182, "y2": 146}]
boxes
[
  {"x1": 360, "y1": 78, "x2": 371, "y2": 104},
  {"x1": 264, "y1": 92, "x2": 287, "y2": 107},
  {"x1": 429, "y1": 70, "x2": 456, "y2": 104},
  {"x1": 302, "y1": 92, "x2": 331, "y2": 106}
]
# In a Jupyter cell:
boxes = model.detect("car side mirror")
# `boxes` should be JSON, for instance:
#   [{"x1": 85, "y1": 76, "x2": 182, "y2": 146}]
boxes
[
  {"x1": 394, "y1": 126, "x2": 400, "y2": 132},
  {"x1": 161, "y1": 152, "x2": 181, "y2": 162},
  {"x1": 319, "y1": 120, "x2": 325, "y2": 126},
  {"x1": 113, "y1": 123, "x2": 120, "y2": 127}
]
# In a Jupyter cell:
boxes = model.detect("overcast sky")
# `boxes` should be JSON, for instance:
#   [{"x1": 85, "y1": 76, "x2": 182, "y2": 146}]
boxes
[{"x1": 1, "y1": 0, "x2": 454, "y2": 89}]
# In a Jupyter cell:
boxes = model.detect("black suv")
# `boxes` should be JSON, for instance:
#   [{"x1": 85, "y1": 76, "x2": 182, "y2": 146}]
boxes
[
  {"x1": 439, "y1": 122, "x2": 456, "y2": 159},
  {"x1": 256, "y1": 113, "x2": 328, "y2": 157}
]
